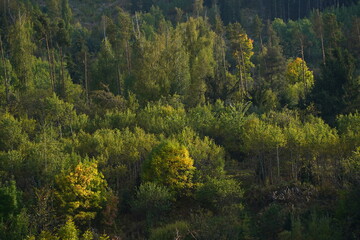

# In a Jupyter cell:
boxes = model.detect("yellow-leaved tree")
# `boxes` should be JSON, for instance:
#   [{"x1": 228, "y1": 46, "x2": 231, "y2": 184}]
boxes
[
  {"x1": 284, "y1": 58, "x2": 314, "y2": 107},
  {"x1": 55, "y1": 160, "x2": 108, "y2": 224},
  {"x1": 141, "y1": 140, "x2": 195, "y2": 194}
]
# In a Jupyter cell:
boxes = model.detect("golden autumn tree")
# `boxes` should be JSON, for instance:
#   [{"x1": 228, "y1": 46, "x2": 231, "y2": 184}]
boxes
[
  {"x1": 284, "y1": 57, "x2": 314, "y2": 107},
  {"x1": 55, "y1": 160, "x2": 108, "y2": 224},
  {"x1": 141, "y1": 140, "x2": 195, "y2": 194}
]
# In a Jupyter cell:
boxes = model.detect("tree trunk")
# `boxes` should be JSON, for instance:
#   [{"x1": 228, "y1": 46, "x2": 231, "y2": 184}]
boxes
[
  {"x1": 277, "y1": 145, "x2": 280, "y2": 179},
  {"x1": 320, "y1": 34, "x2": 326, "y2": 64},
  {"x1": 45, "y1": 36, "x2": 55, "y2": 92},
  {"x1": 60, "y1": 47, "x2": 65, "y2": 98},
  {"x1": 84, "y1": 51, "x2": 89, "y2": 105},
  {"x1": 125, "y1": 40, "x2": 131, "y2": 74}
]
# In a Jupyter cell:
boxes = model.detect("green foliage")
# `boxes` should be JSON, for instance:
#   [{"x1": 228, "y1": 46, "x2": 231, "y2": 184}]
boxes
[
  {"x1": 40, "y1": 94, "x2": 88, "y2": 135},
  {"x1": 313, "y1": 48, "x2": 359, "y2": 122},
  {"x1": 0, "y1": 181, "x2": 29, "y2": 240},
  {"x1": 190, "y1": 212, "x2": 252, "y2": 240},
  {"x1": 82, "y1": 230, "x2": 93, "y2": 240},
  {"x1": 306, "y1": 212, "x2": 340, "y2": 240},
  {"x1": 188, "y1": 100, "x2": 251, "y2": 157},
  {"x1": 242, "y1": 115, "x2": 286, "y2": 183},
  {"x1": 92, "y1": 38, "x2": 118, "y2": 94},
  {"x1": 195, "y1": 178, "x2": 243, "y2": 213},
  {"x1": 100, "y1": 109, "x2": 136, "y2": 130},
  {"x1": 0, "y1": 112, "x2": 27, "y2": 151},
  {"x1": 0, "y1": 208, "x2": 30, "y2": 240},
  {"x1": 174, "y1": 127, "x2": 225, "y2": 181},
  {"x1": 57, "y1": 218, "x2": 79, "y2": 240},
  {"x1": 337, "y1": 112, "x2": 360, "y2": 154},
  {"x1": 132, "y1": 182, "x2": 173, "y2": 224},
  {"x1": 257, "y1": 203, "x2": 286, "y2": 240},
  {"x1": 132, "y1": 26, "x2": 190, "y2": 102},
  {"x1": 8, "y1": 13, "x2": 36, "y2": 91},
  {"x1": 137, "y1": 102, "x2": 187, "y2": 135},
  {"x1": 142, "y1": 140, "x2": 195, "y2": 193},
  {"x1": 0, "y1": 1, "x2": 359, "y2": 238},
  {"x1": 335, "y1": 187, "x2": 360, "y2": 239},
  {"x1": 227, "y1": 23, "x2": 255, "y2": 100},
  {"x1": 341, "y1": 147, "x2": 360, "y2": 185},
  {"x1": 0, "y1": 180, "x2": 20, "y2": 218},
  {"x1": 179, "y1": 17, "x2": 216, "y2": 106},
  {"x1": 74, "y1": 127, "x2": 158, "y2": 193},
  {"x1": 149, "y1": 221, "x2": 191, "y2": 240},
  {"x1": 37, "y1": 230, "x2": 60, "y2": 240}
]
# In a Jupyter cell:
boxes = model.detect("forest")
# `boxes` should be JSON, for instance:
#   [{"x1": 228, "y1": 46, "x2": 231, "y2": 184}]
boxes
[{"x1": 0, "y1": 0, "x2": 360, "y2": 239}]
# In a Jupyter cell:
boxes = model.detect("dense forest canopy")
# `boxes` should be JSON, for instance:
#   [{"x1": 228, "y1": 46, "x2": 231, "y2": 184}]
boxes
[{"x1": 0, "y1": 0, "x2": 360, "y2": 239}]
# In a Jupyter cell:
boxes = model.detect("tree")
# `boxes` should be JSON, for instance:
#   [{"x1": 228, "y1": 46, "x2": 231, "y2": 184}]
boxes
[
  {"x1": 179, "y1": 17, "x2": 216, "y2": 106},
  {"x1": 8, "y1": 13, "x2": 35, "y2": 91},
  {"x1": 55, "y1": 160, "x2": 108, "y2": 224},
  {"x1": 288, "y1": 19, "x2": 315, "y2": 60},
  {"x1": 313, "y1": 48, "x2": 359, "y2": 122},
  {"x1": 193, "y1": 0, "x2": 204, "y2": 16},
  {"x1": 0, "y1": 112, "x2": 27, "y2": 151},
  {"x1": 116, "y1": 7, "x2": 132, "y2": 75},
  {"x1": 149, "y1": 221, "x2": 191, "y2": 240},
  {"x1": 61, "y1": 0, "x2": 72, "y2": 30},
  {"x1": 195, "y1": 178, "x2": 243, "y2": 213},
  {"x1": 136, "y1": 101, "x2": 187, "y2": 136},
  {"x1": 210, "y1": 14, "x2": 228, "y2": 101},
  {"x1": 132, "y1": 28, "x2": 190, "y2": 103},
  {"x1": 40, "y1": 93, "x2": 88, "y2": 136},
  {"x1": 53, "y1": 18, "x2": 71, "y2": 97},
  {"x1": 174, "y1": 127, "x2": 225, "y2": 181},
  {"x1": 242, "y1": 116, "x2": 286, "y2": 183},
  {"x1": 301, "y1": 116, "x2": 339, "y2": 184},
  {"x1": 131, "y1": 182, "x2": 173, "y2": 225},
  {"x1": 336, "y1": 112, "x2": 360, "y2": 155},
  {"x1": 57, "y1": 218, "x2": 78, "y2": 240},
  {"x1": 253, "y1": 15, "x2": 264, "y2": 47},
  {"x1": 0, "y1": 180, "x2": 19, "y2": 219},
  {"x1": 0, "y1": 180, "x2": 30, "y2": 240},
  {"x1": 283, "y1": 58, "x2": 314, "y2": 107},
  {"x1": 311, "y1": 10, "x2": 326, "y2": 64},
  {"x1": 141, "y1": 140, "x2": 195, "y2": 193},
  {"x1": 226, "y1": 23, "x2": 254, "y2": 100},
  {"x1": 256, "y1": 21, "x2": 287, "y2": 108},
  {"x1": 93, "y1": 37, "x2": 117, "y2": 94},
  {"x1": 323, "y1": 13, "x2": 343, "y2": 51}
]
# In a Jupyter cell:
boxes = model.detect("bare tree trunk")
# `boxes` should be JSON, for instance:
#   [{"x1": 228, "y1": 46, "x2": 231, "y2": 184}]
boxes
[
  {"x1": 117, "y1": 65, "x2": 121, "y2": 95},
  {"x1": 125, "y1": 40, "x2": 131, "y2": 74},
  {"x1": 60, "y1": 47, "x2": 65, "y2": 97},
  {"x1": 45, "y1": 36, "x2": 55, "y2": 92},
  {"x1": 84, "y1": 51, "x2": 89, "y2": 105},
  {"x1": 356, "y1": 19, "x2": 360, "y2": 46},
  {"x1": 277, "y1": 145, "x2": 280, "y2": 179},
  {"x1": 320, "y1": 34, "x2": 326, "y2": 64},
  {"x1": 237, "y1": 55, "x2": 244, "y2": 99},
  {"x1": 51, "y1": 48, "x2": 57, "y2": 90}
]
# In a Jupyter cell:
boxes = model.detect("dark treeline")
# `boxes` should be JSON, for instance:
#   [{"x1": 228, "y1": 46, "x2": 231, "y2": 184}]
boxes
[
  {"x1": 0, "y1": 0, "x2": 360, "y2": 239},
  {"x1": 130, "y1": 0, "x2": 359, "y2": 22}
]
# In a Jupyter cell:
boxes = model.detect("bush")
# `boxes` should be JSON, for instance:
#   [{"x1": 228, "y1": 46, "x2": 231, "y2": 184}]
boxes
[
  {"x1": 131, "y1": 182, "x2": 173, "y2": 223},
  {"x1": 195, "y1": 178, "x2": 244, "y2": 213},
  {"x1": 149, "y1": 221, "x2": 191, "y2": 240}
]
